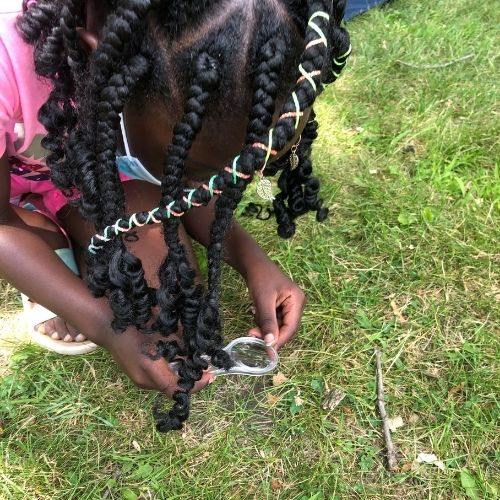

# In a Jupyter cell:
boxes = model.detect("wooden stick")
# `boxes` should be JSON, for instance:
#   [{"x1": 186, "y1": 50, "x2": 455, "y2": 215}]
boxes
[
  {"x1": 375, "y1": 349, "x2": 398, "y2": 471},
  {"x1": 396, "y1": 53, "x2": 475, "y2": 70}
]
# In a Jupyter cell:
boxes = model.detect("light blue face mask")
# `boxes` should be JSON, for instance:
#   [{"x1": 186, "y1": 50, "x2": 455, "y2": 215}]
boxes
[{"x1": 116, "y1": 114, "x2": 161, "y2": 186}]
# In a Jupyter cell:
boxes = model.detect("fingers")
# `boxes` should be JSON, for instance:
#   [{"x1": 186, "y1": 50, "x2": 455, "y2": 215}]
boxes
[
  {"x1": 145, "y1": 357, "x2": 215, "y2": 398},
  {"x1": 250, "y1": 286, "x2": 305, "y2": 350},
  {"x1": 253, "y1": 296, "x2": 280, "y2": 348},
  {"x1": 248, "y1": 308, "x2": 282, "y2": 340},
  {"x1": 192, "y1": 371, "x2": 216, "y2": 394},
  {"x1": 275, "y1": 292, "x2": 305, "y2": 349},
  {"x1": 247, "y1": 326, "x2": 264, "y2": 339},
  {"x1": 147, "y1": 365, "x2": 181, "y2": 398}
]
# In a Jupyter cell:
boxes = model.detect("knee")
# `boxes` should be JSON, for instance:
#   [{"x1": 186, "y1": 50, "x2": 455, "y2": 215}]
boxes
[{"x1": 6, "y1": 204, "x2": 69, "y2": 249}]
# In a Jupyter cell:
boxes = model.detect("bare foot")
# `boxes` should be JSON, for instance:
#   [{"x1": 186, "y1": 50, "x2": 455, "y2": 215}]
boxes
[{"x1": 34, "y1": 317, "x2": 87, "y2": 343}]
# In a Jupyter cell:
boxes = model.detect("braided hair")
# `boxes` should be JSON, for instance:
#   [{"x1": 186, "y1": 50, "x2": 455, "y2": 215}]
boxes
[{"x1": 17, "y1": 0, "x2": 350, "y2": 431}]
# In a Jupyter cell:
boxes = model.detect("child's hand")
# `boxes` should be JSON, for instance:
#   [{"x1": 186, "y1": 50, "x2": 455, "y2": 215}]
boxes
[
  {"x1": 98, "y1": 323, "x2": 214, "y2": 397},
  {"x1": 246, "y1": 263, "x2": 306, "y2": 350}
]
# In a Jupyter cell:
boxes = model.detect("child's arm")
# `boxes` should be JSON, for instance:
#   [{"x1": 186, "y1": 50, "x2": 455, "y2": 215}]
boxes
[
  {"x1": 0, "y1": 154, "x2": 211, "y2": 395},
  {"x1": 182, "y1": 199, "x2": 306, "y2": 349},
  {"x1": 0, "y1": 154, "x2": 105, "y2": 336}
]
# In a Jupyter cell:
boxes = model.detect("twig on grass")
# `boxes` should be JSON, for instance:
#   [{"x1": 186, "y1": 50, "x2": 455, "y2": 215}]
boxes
[
  {"x1": 375, "y1": 349, "x2": 398, "y2": 472},
  {"x1": 396, "y1": 53, "x2": 475, "y2": 70}
]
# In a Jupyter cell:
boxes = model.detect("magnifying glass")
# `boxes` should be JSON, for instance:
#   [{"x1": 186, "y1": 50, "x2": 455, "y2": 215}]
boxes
[{"x1": 169, "y1": 337, "x2": 279, "y2": 377}]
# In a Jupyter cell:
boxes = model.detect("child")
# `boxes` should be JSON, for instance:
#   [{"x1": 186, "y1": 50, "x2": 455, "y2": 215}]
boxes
[{"x1": 0, "y1": 0, "x2": 350, "y2": 431}]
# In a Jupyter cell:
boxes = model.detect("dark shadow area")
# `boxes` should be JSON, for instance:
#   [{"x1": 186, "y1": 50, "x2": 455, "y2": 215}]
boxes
[{"x1": 346, "y1": 0, "x2": 389, "y2": 20}]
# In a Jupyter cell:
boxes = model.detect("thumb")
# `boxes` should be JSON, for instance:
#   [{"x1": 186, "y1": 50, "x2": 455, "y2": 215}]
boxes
[
  {"x1": 192, "y1": 370, "x2": 216, "y2": 394},
  {"x1": 254, "y1": 297, "x2": 279, "y2": 347}
]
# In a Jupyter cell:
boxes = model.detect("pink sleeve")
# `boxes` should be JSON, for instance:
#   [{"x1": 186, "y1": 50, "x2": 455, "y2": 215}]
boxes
[{"x1": 0, "y1": 36, "x2": 19, "y2": 157}]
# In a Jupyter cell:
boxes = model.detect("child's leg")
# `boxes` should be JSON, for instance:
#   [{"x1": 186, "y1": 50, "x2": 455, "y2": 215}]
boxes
[
  {"x1": 11, "y1": 202, "x2": 69, "y2": 250},
  {"x1": 1, "y1": 182, "x2": 212, "y2": 392},
  {"x1": 10, "y1": 202, "x2": 87, "y2": 342}
]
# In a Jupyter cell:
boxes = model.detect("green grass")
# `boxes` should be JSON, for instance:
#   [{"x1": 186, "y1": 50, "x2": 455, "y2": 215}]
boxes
[{"x1": 1, "y1": 0, "x2": 499, "y2": 498}]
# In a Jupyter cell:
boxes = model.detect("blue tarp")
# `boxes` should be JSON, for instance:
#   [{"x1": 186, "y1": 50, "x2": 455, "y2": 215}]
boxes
[{"x1": 345, "y1": 0, "x2": 388, "y2": 20}]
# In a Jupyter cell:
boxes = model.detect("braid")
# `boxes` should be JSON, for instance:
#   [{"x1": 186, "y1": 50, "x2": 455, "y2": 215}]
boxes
[
  {"x1": 61, "y1": 1, "x2": 85, "y2": 70},
  {"x1": 192, "y1": 35, "x2": 287, "y2": 379},
  {"x1": 84, "y1": 1, "x2": 155, "y2": 329},
  {"x1": 273, "y1": 110, "x2": 329, "y2": 237},
  {"x1": 154, "y1": 53, "x2": 227, "y2": 432},
  {"x1": 155, "y1": 53, "x2": 220, "y2": 340},
  {"x1": 292, "y1": 112, "x2": 329, "y2": 220},
  {"x1": 19, "y1": 1, "x2": 77, "y2": 202},
  {"x1": 17, "y1": 0, "x2": 60, "y2": 46},
  {"x1": 206, "y1": 0, "x2": 336, "y2": 239},
  {"x1": 75, "y1": 0, "x2": 152, "y2": 224},
  {"x1": 251, "y1": 0, "x2": 350, "y2": 237},
  {"x1": 36, "y1": 24, "x2": 70, "y2": 182},
  {"x1": 40, "y1": 1, "x2": 86, "y2": 194},
  {"x1": 187, "y1": 0, "x2": 342, "y2": 392}
]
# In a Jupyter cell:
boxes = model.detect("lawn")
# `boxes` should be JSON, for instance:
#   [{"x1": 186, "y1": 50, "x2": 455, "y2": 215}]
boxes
[{"x1": 0, "y1": 0, "x2": 498, "y2": 498}]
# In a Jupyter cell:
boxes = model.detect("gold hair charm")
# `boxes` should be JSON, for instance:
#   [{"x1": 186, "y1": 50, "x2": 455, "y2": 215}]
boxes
[
  {"x1": 255, "y1": 134, "x2": 303, "y2": 201},
  {"x1": 289, "y1": 135, "x2": 302, "y2": 169}
]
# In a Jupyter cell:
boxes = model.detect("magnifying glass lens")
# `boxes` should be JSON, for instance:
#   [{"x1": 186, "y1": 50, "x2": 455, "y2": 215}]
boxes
[{"x1": 231, "y1": 342, "x2": 272, "y2": 368}]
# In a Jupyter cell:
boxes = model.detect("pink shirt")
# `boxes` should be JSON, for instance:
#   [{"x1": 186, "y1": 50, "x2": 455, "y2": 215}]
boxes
[
  {"x1": 0, "y1": 0, "x2": 51, "y2": 171},
  {"x1": 0, "y1": 0, "x2": 137, "y2": 216},
  {"x1": 0, "y1": 0, "x2": 72, "y2": 216}
]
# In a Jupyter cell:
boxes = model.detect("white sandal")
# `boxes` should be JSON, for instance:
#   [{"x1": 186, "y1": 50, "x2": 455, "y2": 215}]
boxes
[{"x1": 21, "y1": 248, "x2": 98, "y2": 356}]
